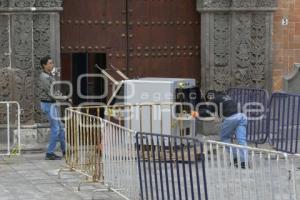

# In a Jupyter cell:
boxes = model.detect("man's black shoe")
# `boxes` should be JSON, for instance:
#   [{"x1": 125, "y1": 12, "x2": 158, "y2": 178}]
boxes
[
  {"x1": 45, "y1": 153, "x2": 62, "y2": 160},
  {"x1": 233, "y1": 158, "x2": 247, "y2": 169}
]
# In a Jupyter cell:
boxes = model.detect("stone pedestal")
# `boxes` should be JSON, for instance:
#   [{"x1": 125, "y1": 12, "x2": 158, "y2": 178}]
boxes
[
  {"x1": 197, "y1": 0, "x2": 277, "y2": 92},
  {"x1": 283, "y1": 63, "x2": 300, "y2": 93},
  {"x1": 0, "y1": 0, "x2": 63, "y2": 150}
]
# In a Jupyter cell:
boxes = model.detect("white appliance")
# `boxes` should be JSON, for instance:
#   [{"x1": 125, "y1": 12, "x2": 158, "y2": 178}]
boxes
[{"x1": 117, "y1": 78, "x2": 197, "y2": 138}]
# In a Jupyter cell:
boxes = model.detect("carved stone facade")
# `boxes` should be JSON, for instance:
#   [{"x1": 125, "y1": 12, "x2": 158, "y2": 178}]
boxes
[
  {"x1": 0, "y1": 1, "x2": 62, "y2": 126},
  {"x1": 0, "y1": 15, "x2": 9, "y2": 69},
  {"x1": 197, "y1": 0, "x2": 277, "y2": 91}
]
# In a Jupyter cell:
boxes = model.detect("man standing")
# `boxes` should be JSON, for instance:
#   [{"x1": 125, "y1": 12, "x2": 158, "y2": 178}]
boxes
[{"x1": 39, "y1": 56, "x2": 65, "y2": 160}]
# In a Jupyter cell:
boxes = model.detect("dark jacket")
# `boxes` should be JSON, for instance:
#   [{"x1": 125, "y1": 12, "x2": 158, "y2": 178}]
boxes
[{"x1": 211, "y1": 93, "x2": 238, "y2": 117}]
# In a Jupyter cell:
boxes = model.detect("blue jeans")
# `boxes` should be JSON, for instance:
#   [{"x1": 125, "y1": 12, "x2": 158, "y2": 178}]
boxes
[
  {"x1": 220, "y1": 113, "x2": 247, "y2": 162},
  {"x1": 41, "y1": 102, "x2": 66, "y2": 154}
]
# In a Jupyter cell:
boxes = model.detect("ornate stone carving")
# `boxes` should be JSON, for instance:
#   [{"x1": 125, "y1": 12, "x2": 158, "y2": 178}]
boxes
[
  {"x1": 233, "y1": 13, "x2": 266, "y2": 88},
  {"x1": 198, "y1": 0, "x2": 276, "y2": 91},
  {"x1": 0, "y1": 68, "x2": 22, "y2": 124},
  {"x1": 198, "y1": 0, "x2": 277, "y2": 9},
  {"x1": 200, "y1": 0, "x2": 230, "y2": 8},
  {"x1": 12, "y1": 15, "x2": 34, "y2": 124},
  {"x1": 12, "y1": 0, "x2": 35, "y2": 7},
  {"x1": 33, "y1": 14, "x2": 50, "y2": 71},
  {"x1": 13, "y1": 15, "x2": 33, "y2": 72},
  {"x1": 214, "y1": 14, "x2": 230, "y2": 67},
  {"x1": 249, "y1": 14, "x2": 267, "y2": 87},
  {"x1": 0, "y1": 0, "x2": 8, "y2": 7},
  {"x1": 232, "y1": 0, "x2": 255, "y2": 8},
  {"x1": 234, "y1": 14, "x2": 251, "y2": 70},
  {"x1": 35, "y1": 0, "x2": 63, "y2": 7},
  {"x1": 256, "y1": 0, "x2": 278, "y2": 7},
  {"x1": 211, "y1": 14, "x2": 231, "y2": 91},
  {"x1": 0, "y1": 15, "x2": 9, "y2": 69},
  {"x1": 0, "y1": 0, "x2": 62, "y2": 149},
  {"x1": 0, "y1": 69, "x2": 11, "y2": 124},
  {"x1": 213, "y1": 68, "x2": 231, "y2": 91},
  {"x1": 0, "y1": 68, "x2": 13, "y2": 101},
  {"x1": 14, "y1": 69, "x2": 35, "y2": 124},
  {"x1": 33, "y1": 14, "x2": 50, "y2": 123}
]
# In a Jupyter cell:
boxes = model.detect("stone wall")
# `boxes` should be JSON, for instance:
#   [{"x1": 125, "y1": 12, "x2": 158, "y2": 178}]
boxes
[
  {"x1": 197, "y1": 0, "x2": 278, "y2": 92},
  {"x1": 0, "y1": 0, "x2": 62, "y2": 125},
  {"x1": 0, "y1": 0, "x2": 62, "y2": 150}
]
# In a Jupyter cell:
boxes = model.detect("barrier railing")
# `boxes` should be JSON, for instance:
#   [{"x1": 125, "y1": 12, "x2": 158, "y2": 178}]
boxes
[
  {"x1": 64, "y1": 102, "x2": 300, "y2": 200},
  {"x1": 0, "y1": 101, "x2": 21, "y2": 156},
  {"x1": 268, "y1": 92, "x2": 300, "y2": 154},
  {"x1": 136, "y1": 132, "x2": 208, "y2": 200},
  {"x1": 204, "y1": 140, "x2": 298, "y2": 200},
  {"x1": 64, "y1": 103, "x2": 195, "y2": 197},
  {"x1": 95, "y1": 119, "x2": 139, "y2": 200},
  {"x1": 61, "y1": 108, "x2": 102, "y2": 183},
  {"x1": 227, "y1": 88, "x2": 269, "y2": 144}
]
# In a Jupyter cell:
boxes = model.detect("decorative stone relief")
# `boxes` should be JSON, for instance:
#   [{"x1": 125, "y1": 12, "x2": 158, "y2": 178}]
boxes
[
  {"x1": 0, "y1": 68, "x2": 13, "y2": 101},
  {"x1": 198, "y1": 0, "x2": 277, "y2": 91},
  {"x1": 12, "y1": 0, "x2": 35, "y2": 7},
  {"x1": 12, "y1": 14, "x2": 34, "y2": 124},
  {"x1": 233, "y1": 13, "x2": 252, "y2": 87},
  {"x1": 15, "y1": 69, "x2": 35, "y2": 124},
  {"x1": 249, "y1": 14, "x2": 267, "y2": 87},
  {"x1": 199, "y1": 0, "x2": 277, "y2": 9},
  {"x1": 213, "y1": 68, "x2": 231, "y2": 90},
  {"x1": 214, "y1": 14, "x2": 230, "y2": 67},
  {"x1": 256, "y1": 0, "x2": 278, "y2": 7},
  {"x1": 212, "y1": 14, "x2": 231, "y2": 91},
  {"x1": 232, "y1": 0, "x2": 256, "y2": 8},
  {"x1": 0, "y1": 0, "x2": 8, "y2": 7},
  {"x1": 233, "y1": 14, "x2": 267, "y2": 88},
  {"x1": 0, "y1": 68, "x2": 19, "y2": 124},
  {"x1": 13, "y1": 15, "x2": 33, "y2": 72},
  {"x1": 0, "y1": 15, "x2": 9, "y2": 69},
  {"x1": 0, "y1": 0, "x2": 62, "y2": 149},
  {"x1": 35, "y1": 0, "x2": 63, "y2": 7},
  {"x1": 200, "y1": 0, "x2": 230, "y2": 8},
  {"x1": 33, "y1": 14, "x2": 50, "y2": 123}
]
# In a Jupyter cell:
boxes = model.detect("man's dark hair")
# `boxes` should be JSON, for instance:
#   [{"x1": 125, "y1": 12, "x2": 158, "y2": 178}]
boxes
[{"x1": 40, "y1": 56, "x2": 52, "y2": 68}]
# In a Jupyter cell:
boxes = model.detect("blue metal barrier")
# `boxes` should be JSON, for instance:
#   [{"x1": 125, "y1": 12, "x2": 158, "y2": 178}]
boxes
[
  {"x1": 227, "y1": 88, "x2": 269, "y2": 144},
  {"x1": 268, "y1": 92, "x2": 300, "y2": 154},
  {"x1": 136, "y1": 132, "x2": 208, "y2": 200}
]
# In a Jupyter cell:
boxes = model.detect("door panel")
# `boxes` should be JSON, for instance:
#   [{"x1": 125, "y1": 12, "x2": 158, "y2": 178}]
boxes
[
  {"x1": 61, "y1": 0, "x2": 201, "y2": 85},
  {"x1": 127, "y1": 0, "x2": 201, "y2": 82}
]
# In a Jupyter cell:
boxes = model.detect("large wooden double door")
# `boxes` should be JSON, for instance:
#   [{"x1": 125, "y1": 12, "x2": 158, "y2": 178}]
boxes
[{"x1": 60, "y1": 0, "x2": 201, "y2": 103}]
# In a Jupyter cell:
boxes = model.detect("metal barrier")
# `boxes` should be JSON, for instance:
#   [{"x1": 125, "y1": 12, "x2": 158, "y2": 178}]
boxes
[
  {"x1": 227, "y1": 88, "x2": 269, "y2": 144},
  {"x1": 204, "y1": 140, "x2": 298, "y2": 200},
  {"x1": 136, "y1": 132, "x2": 208, "y2": 200},
  {"x1": 61, "y1": 108, "x2": 102, "y2": 183},
  {"x1": 62, "y1": 103, "x2": 196, "y2": 198},
  {"x1": 268, "y1": 92, "x2": 300, "y2": 154},
  {"x1": 64, "y1": 103, "x2": 300, "y2": 200},
  {"x1": 0, "y1": 101, "x2": 21, "y2": 156},
  {"x1": 96, "y1": 119, "x2": 139, "y2": 200}
]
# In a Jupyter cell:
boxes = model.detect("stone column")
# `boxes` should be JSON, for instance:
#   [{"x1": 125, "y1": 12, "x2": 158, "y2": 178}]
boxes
[
  {"x1": 0, "y1": 0, "x2": 63, "y2": 150},
  {"x1": 197, "y1": 0, "x2": 277, "y2": 92}
]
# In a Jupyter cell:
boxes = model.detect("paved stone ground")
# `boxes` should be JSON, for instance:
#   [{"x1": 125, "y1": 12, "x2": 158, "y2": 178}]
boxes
[{"x1": 0, "y1": 153, "x2": 124, "y2": 200}]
